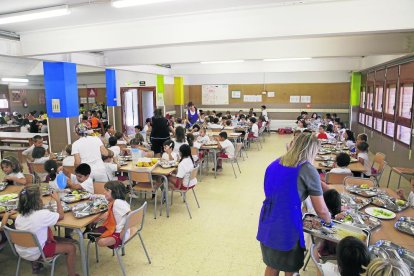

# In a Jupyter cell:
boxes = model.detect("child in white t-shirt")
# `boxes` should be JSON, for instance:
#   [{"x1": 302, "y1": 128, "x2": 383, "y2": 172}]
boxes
[
  {"x1": 91, "y1": 181, "x2": 131, "y2": 249},
  {"x1": 161, "y1": 140, "x2": 179, "y2": 162},
  {"x1": 32, "y1": 146, "x2": 55, "y2": 182},
  {"x1": 215, "y1": 132, "x2": 235, "y2": 171},
  {"x1": 196, "y1": 128, "x2": 210, "y2": 144},
  {"x1": 1, "y1": 156, "x2": 27, "y2": 185},
  {"x1": 397, "y1": 178, "x2": 414, "y2": 207},
  {"x1": 248, "y1": 117, "x2": 259, "y2": 138},
  {"x1": 14, "y1": 186, "x2": 78, "y2": 276},
  {"x1": 62, "y1": 144, "x2": 75, "y2": 167},
  {"x1": 330, "y1": 153, "x2": 352, "y2": 174},
  {"x1": 66, "y1": 163, "x2": 94, "y2": 194},
  {"x1": 102, "y1": 155, "x2": 120, "y2": 181},
  {"x1": 108, "y1": 136, "x2": 121, "y2": 159},
  {"x1": 22, "y1": 135, "x2": 49, "y2": 162},
  {"x1": 356, "y1": 142, "x2": 371, "y2": 177},
  {"x1": 168, "y1": 144, "x2": 197, "y2": 189},
  {"x1": 172, "y1": 126, "x2": 188, "y2": 155}
]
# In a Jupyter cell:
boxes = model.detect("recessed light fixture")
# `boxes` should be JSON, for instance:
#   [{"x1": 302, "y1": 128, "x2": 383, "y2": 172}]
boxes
[
  {"x1": 0, "y1": 5, "x2": 70, "y2": 25},
  {"x1": 200, "y1": 60, "x2": 245, "y2": 64},
  {"x1": 1, "y1": 78, "x2": 29, "y2": 83},
  {"x1": 112, "y1": 0, "x2": 176, "y2": 8},
  {"x1": 263, "y1": 57, "x2": 312, "y2": 62}
]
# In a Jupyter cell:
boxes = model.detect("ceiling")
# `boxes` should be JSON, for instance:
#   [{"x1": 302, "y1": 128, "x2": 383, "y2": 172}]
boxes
[{"x1": 0, "y1": 0, "x2": 413, "y2": 80}]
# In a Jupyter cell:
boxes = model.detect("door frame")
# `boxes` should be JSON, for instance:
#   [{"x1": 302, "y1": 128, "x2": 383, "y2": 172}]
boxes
[{"x1": 120, "y1": 86, "x2": 157, "y2": 132}]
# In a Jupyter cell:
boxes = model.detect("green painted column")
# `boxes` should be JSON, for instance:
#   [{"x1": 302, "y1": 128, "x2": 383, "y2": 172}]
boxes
[{"x1": 350, "y1": 72, "x2": 361, "y2": 107}]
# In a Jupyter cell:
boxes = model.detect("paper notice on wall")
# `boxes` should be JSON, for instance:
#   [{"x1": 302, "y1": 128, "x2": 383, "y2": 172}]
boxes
[
  {"x1": 300, "y1": 96, "x2": 311, "y2": 103},
  {"x1": 157, "y1": 93, "x2": 165, "y2": 107},
  {"x1": 88, "y1": 97, "x2": 96, "y2": 104},
  {"x1": 231, "y1": 90, "x2": 241, "y2": 98},
  {"x1": 267, "y1": 91, "x2": 275, "y2": 97},
  {"x1": 243, "y1": 95, "x2": 262, "y2": 102},
  {"x1": 290, "y1": 96, "x2": 300, "y2": 103},
  {"x1": 80, "y1": 97, "x2": 87, "y2": 104},
  {"x1": 52, "y1": 99, "x2": 60, "y2": 113}
]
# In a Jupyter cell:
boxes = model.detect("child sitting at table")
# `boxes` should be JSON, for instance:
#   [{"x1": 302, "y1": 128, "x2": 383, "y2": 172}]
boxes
[
  {"x1": 161, "y1": 140, "x2": 179, "y2": 162},
  {"x1": 190, "y1": 124, "x2": 201, "y2": 136},
  {"x1": 172, "y1": 126, "x2": 188, "y2": 154},
  {"x1": 89, "y1": 181, "x2": 131, "y2": 250},
  {"x1": 330, "y1": 153, "x2": 352, "y2": 174},
  {"x1": 186, "y1": 133, "x2": 200, "y2": 162},
  {"x1": 66, "y1": 163, "x2": 94, "y2": 194},
  {"x1": 215, "y1": 132, "x2": 235, "y2": 171},
  {"x1": 101, "y1": 155, "x2": 120, "y2": 181},
  {"x1": 22, "y1": 135, "x2": 49, "y2": 162},
  {"x1": 196, "y1": 128, "x2": 210, "y2": 144},
  {"x1": 366, "y1": 258, "x2": 410, "y2": 276},
  {"x1": 62, "y1": 144, "x2": 75, "y2": 167},
  {"x1": 223, "y1": 120, "x2": 234, "y2": 130},
  {"x1": 44, "y1": 160, "x2": 69, "y2": 190},
  {"x1": 397, "y1": 178, "x2": 414, "y2": 207},
  {"x1": 104, "y1": 124, "x2": 115, "y2": 141},
  {"x1": 167, "y1": 144, "x2": 197, "y2": 189},
  {"x1": 248, "y1": 117, "x2": 259, "y2": 139},
  {"x1": 32, "y1": 146, "x2": 54, "y2": 164},
  {"x1": 14, "y1": 186, "x2": 78, "y2": 276},
  {"x1": 317, "y1": 125, "x2": 328, "y2": 139},
  {"x1": 114, "y1": 131, "x2": 127, "y2": 145},
  {"x1": 343, "y1": 130, "x2": 356, "y2": 150},
  {"x1": 1, "y1": 156, "x2": 27, "y2": 185},
  {"x1": 130, "y1": 138, "x2": 154, "y2": 158},
  {"x1": 108, "y1": 136, "x2": 121, "y2": 159},
  {"x1": 356, "y1": 142, "x2": 371, "y2": 178},
  {"x1": 356, "y1": 133, "x2": 368, "y2": 146}
]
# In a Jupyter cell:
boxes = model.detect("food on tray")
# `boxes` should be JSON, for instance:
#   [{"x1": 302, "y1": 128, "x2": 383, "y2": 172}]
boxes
[
  {"x1": 303, "y1": 216, "x2": 322, "y2": 230},
  {"x1": 72, "y1": 198, "x2": 108, "y2": 218},
  {"x1": 136, "y1": 158, "x2": 158, "y2": 167},
  {"x1": 360, "y1": 184, "x2": 370, "y2": 189},
  {"x1": 0, "y1": 193, "x2": 18, "y2": 203},
  {"x1": 372, "y1": 197, "x2": 385, "y2": 207},
  {"x1": 0, "y1": 206, "x2": 6, "y2": 213},
  {"x1": 395, "y1": 199, "x2": 406, "y2": 206},
  {"x1": 371, "y1": 194, "x2": 409, "y2": 212},
  {"x1": 336, "y1": 228, "x2": 367, "y2": 241},
  {"x1": 365, "y1": 207, "x2": 396, "y2": 219}
]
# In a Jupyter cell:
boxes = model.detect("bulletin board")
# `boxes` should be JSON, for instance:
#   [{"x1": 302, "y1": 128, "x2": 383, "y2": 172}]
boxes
[{"x1": 202, "y1": 84, "x2": 229, "y2": 105}]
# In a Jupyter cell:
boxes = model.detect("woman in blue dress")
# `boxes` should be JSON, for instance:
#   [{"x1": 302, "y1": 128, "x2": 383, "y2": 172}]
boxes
[
  {"x1": 186, "y1": 102, "x2": 199, "y2": 127},
  {"x1": 257, "y1": 133, "x2": 332, "y2": 275}
]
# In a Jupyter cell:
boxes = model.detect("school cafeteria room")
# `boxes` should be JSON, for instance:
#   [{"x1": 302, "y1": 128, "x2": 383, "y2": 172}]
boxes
[{"x1": 0, "y1": 0, "x2": 413, "y2": 276}]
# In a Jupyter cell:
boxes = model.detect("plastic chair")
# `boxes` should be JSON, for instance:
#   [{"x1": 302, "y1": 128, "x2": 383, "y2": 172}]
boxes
[
  {"x1": 191, "y1": 147, "x2": 204, "y2": 180},
  {"x1": 370, "y1": 152, "x2": 386, "y2": 186},
  {"x1": 343, "y1": 176, "x2": 375, "y2": 187},
  {"x1": 128, "y1": 171, "x2": 161, "y2": 219},
  {"x1": 3, "y1": 226, "x2": 62, "y2": 276},
  {"x1": 27, "y1": 162, "x2": 48, "y2": 184},
  {"x1": 325, "y1": 172, "x2": 353, "y2": 185},
  {"x1": 217, "y1": 143, "x2": 242, "y2": 178},
  {"x1": 63, "y1": 165, "x2": 75, "y2": 175},
  {"x1": 86, "y1": 202, "x2": 151, "y2": 276},
  {"x1": 310, "y1": 243, "x2": 325, "y2": 276},
  {"x1": 167, "y1": 166, "x2": 200, "y2": 219},
  {"x1": 24, "y1": 173, "x2": 34, "y2": 185}
]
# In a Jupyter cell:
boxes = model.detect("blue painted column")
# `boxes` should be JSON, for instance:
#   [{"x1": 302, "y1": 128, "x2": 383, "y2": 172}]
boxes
[
  {"x1": 43, "y1": 61, "x2": 79, "y2": 151},
  {"x1": 105, "y1": 69, "x2": 120, "y2": 130}
]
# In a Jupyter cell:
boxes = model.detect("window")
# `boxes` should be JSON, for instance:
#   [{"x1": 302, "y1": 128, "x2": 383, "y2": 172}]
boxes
[
  {"x1": 358, "y1": 86, "x2": 366, "y2": 125},
  {"x1": 384, "y1": 121, "x2": 395, "y2": 137},
  {"x1": 396, "y1": 83, "x2": 413, "y2": 145},
  {"x1": 374, "y1": 86, "x2": 383, "y2": 112},
  {"x1": 359, "y1": 113, "x2": 365, "y2": 124},
  {"x1": 0, "y1": 99, "x2": 8, "y2": 109},
  {"x1": 383, "y1": 83, "x2": 397, "y2": 137}
]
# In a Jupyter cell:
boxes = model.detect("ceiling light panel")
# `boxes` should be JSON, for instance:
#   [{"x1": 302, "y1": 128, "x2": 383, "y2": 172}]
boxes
[{"x1": 0, "y1": 5, "x2": 70, "y2": 25}]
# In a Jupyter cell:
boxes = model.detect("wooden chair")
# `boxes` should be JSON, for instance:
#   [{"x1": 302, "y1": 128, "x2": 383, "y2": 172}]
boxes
[
  {"x1": 325, "y1": 172, "x2": 353, "y2": 185},
  {"x1": 24, "y1": 173, "x2": 34, "y2": 185},
  {"x1": 310, "y1": 243, "x2": 326, "y2": 276},
  {"x1": 128, "y1": 171, "x2": 161, "y2": 219},
  {"x1": 93, "y1": 182, "x2": 106, "y2": 195},
  {"x1": 3, "y1": 226, "x2": 63, "y2": 276},
  {"x1": 27, "y1": 162, "x2": 48, "y2": 184},
  {"x1": 167, "y1": 167, "x2": 200, "y2": 219},
  {"x1": 86, "y1": 201, "x2": 151, "y2": 276},
  {"x1": 386, "y1": 166, "x2": 414, "y2": 188},
  {"x1": 216, "y1": 143, "x2": 242, "y2": 178},
  {"x1": 343, "y1": 176, "x2": 375, "y2": 188},
  {"x1": 370, "y1": 152, "x2": 386, "y2": 186},
  {"x1": 63, "y1": 165, "x2": 75, "y2": 175}
]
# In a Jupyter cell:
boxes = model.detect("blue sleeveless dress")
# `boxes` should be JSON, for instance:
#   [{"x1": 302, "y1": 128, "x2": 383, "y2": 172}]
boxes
[{"x1": 187, "y1": 109, "x2": 199, "y2": 126}]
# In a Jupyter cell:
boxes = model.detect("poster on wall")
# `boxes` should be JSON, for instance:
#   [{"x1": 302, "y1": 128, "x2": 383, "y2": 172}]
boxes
[
  {"x1": 11, "y1": 90, "x2": 22, "y2": 102},
  {"x1": 267, "y1": 91, "x2": 275, "y2": 97},
  {"x1": 289, "y1": 96, "x2": 300, "y2": 103},
  {"x1": 87, "y1": 88, "x2": 97, "y2": 98},
  {"x1": 243, "y1": 95, "x2": 262, "y2": 102},
  {"x1": 80, "y1": 97, "x2": 88, "y2": 104},
  {"x1": 156, "y1": 93, "x2": 165, "y2": 107},
  {"x1": 300, "y1": 96, "x2": 311, "y2": 103},
  {"x1": 39, "y1": 93, "x2": 45, "y2": 104},
  {"x1": 201, "y1": 84, "x2": 229, "y2": 105},
  {"x1": 231, "y1": 90, "x2": 241, "y2": 98},
  {"x1": 88, "y1": 97, "x2": 96, "y2": 104}
]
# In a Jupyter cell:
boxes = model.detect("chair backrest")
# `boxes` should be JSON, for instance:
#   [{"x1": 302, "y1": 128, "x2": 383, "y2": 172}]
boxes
[
  {"x1": 118, "y1": 144, "x2": 128, "y2": 151},
  {"x1": 310, "y1": 243, "x2": 325, "y2": 276},
  {"x1": 235, "y1": 143, "x2": 243, "y2": 159},
  {"x1": 190, "y1": 147, "x2": 199, "y2": 156},
  {"x1": 3, "y1": 226, "x2": 47, "y2": 261},
  {"x1": 93, "y1": 182, "x2": 106, "y2": 195},
  {"x1": 372, "y1": 152, "x2": 386, "y2": 172},
  {"x1": 121, "y1": 201, "x2": 147, "y2": 245},
  {"x1": 325, "y1": 172, "x2": 353, "y2": 185},
  {"x1": 343, "y1": 176, "x2": 375, "y2": 187},
  {"x1": 63, "y1": 166, "x2": 75, "y2": 175},
  {"x1": 190, "y1": 166, "x2": 198, "y2": 181},
  {"x1": 29, "y1": 163, "x2": 47, "y2": 174},
  {"x1": 129, "y1": 171, "x2": 152, "y2": 183},
  {"x1": 24, "y1": 173, "x2": 34, "y2": 185}
]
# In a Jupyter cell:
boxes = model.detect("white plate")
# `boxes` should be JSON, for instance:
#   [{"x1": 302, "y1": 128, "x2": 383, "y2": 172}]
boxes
[{"x1": 365, "y1": 207, "x2": 396, "y2": 220}]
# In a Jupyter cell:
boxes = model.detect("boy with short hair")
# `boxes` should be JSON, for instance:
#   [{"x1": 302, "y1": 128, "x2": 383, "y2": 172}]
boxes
[
  {"x1": 357, "y1": 142, "x2": 371, "y2": 177},
  {"x1": 248, "y1": 117, "x2": 259, "y2": 138},
  {"x1": 317, "y1": 125, "x2": 328, "y2": 139},
  {"x1": 330, "y1": 153, "x2": 352, "y2": 174},
  {"x1": 214, "y1": 132, "x2": 235, "y2": 171},
  {"x1": 22, "y1": 135, "x2": 49, "y2": 161},
  {"x1": 62, "y1": 144, "x2": 75, "y2": 166},
  {"x1": 67, "y1": 163, "x2": 94, "y2": 194},
  {"x1": 108, "y1": 136, "x2": 121, "y2": 158}
]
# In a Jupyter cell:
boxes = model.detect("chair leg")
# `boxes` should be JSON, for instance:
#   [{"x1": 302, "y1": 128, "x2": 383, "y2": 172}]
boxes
[
  {"x1": 95, "y1": 241, "x2": 99, "y2": 262},
  {"x1": 236, "y1": 159, "x2": 241, "y2": 173},
  {"x1": 115, "y1": 249, "x2": 127, "y2": 276},
  {"x1": 303, "y1": 250, "x2": 311, "y2": 271},
  {"x1": 50, "y1": 257, "x2": 59, "y2": 276},
  {"x1": 122, "y1": 247, "x2": 126, "y2": 256},
  {"x1": 183, "y1": 193, "x2": 192, "y2": 219},
  {"x1": 387, "y1": 170, "x2": 392, "y2": 188},
  {"x1": 15, "y1": 257, "x2": 21, "y2": 276},
  {"x1": 192, "y1": 189, "x2": 200, "y2": 208},
  {"x1": 153, "y1": 191, "x2": 157, "y2": 219},
  {"x1": 138, "y1": 232, "x2": 152, "y2": 264},
  {"x1": 230, "y1": 162, "x2": 237, "y2": 178}
]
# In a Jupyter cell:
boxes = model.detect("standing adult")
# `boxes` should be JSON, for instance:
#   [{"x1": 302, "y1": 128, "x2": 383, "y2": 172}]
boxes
[
  {"x1": 186, "y1": 102, "x2": 199, "y2": 127},
  {"x1": 257, "y1": 133, "x2": 332, "y2": 276},
  {"x1": 72, "y1": 123, "x2": 113, "y2": 182},
  {"x1": 150, "y1": 108, "x2": 173, "y2": 156}
]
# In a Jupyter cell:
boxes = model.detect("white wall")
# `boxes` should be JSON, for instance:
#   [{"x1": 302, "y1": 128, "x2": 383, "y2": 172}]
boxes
[
  {"x1": 184, "y1": 71, "x2": 351, "y2": 85},
  {"x1": 115, "y1": 70, "x2": 157, "y2": 106}
]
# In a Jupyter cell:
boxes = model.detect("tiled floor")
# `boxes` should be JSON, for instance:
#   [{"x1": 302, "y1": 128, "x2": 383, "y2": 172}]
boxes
[{"x1": 0, "y1": 133, "x2": 411, "y2": 276}]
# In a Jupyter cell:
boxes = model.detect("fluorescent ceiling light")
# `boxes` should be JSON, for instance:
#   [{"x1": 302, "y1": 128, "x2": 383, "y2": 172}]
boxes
[
  {"x1": 0, "y1": 5, "x2": 70, "y2": 25},
  {"x1": 1, "y1": 78, "x2": 29, "y2": 83},
  {"x1": 112, "y1": 0, "x2": 176, "y2": 8},
  {"x1": 200, "y1": 60, "x2": 245, "y2": 64},
  {"x1": 263, "y1": 57, "x2": 312, "y2": 62}
]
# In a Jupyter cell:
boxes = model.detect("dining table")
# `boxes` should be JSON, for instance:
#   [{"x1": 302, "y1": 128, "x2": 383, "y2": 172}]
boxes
[
  {"x1": 0, "y1": 132, "x2": 48, "y2": 145},
  {"x1": 331, "y1": 184, "x2": 414, "y2": 251},
  {"x1": 200, "y1": 144, "x2": 220, "y2": 178}
]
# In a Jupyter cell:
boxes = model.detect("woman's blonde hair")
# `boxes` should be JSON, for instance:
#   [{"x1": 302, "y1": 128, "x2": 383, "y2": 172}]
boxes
[
  {"x1": 280, "y1": 133, "x2": 320, "y2": 167},
  {"x1": 366, "y1": 258, "x2": 410, "y2": 276}
]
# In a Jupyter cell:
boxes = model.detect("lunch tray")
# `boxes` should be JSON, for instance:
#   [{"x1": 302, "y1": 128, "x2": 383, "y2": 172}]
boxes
[
  {"x1": 371, "y1": 193, "x2": 410, "y2": 213},
  {"x1": 340, "y1": 193, "x2": 372, "y2": 210},
  {"x1": 315, "y1": 156, "x2": 333, "y2": 161},
  {"x1": 345, "y1": 185, "x2": 378, "y2": 198},
  {"x1": 61, "y1": 191, "x2": 91, "y2": 203},
  {"x1": 319, "y1": 161, "x2": 334, "y2": 168},
  {"x1": 302, "y1": 213, "x2": 370, "y2": 245},
  {"x1": 72, "y1": 198, "x2": 108, "y2": 218},
  {"x1": 394, "y1": 217, "x2": 414, "y2": 237},
  {"x1": 339, "y1": 210, "x2": 381, "y2": 231},
  {"x1": 44, "y1": 201, "x2": 71, "y2": 213},
  {"x1": 0, "y1": 182, "x2": 8, "y2": 191},
  {"x1": 369, "y1": 240, "x2": 414, "y2": 275}
]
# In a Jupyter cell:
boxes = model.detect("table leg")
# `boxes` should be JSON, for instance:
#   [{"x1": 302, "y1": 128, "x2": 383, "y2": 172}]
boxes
[
  {"x1": 74, "y1": 228, "x2": 88, "y2": 276},
  {"x1": 213, "y1": 149, "x2": 217, "y2": 178}
]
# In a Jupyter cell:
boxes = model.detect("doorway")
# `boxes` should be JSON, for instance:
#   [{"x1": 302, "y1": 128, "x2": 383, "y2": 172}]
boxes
[{"x1": 120, "y1": 87, "x2": 156, "y2": 135}]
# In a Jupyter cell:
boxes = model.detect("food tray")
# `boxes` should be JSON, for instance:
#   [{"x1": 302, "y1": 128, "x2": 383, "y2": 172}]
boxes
[
  {"x1": 369, "y1": 240, "x2": 414, "y2": 275},
  {"x1": 317, "y1": 150, "x2": 331, "y2": 155},
  {"x1": 72, "y1": 198, "x2": 108, "y2": 218},
  {"x1": 394, "y1": 217, "x2": 414, "y2": 236},
  {"x1": 204, "y1": 141, "x2": 218, "y2": 146},
  {"x1": 61, "y1": 191, "x2": 91, "y2": 203},
  {"x1": 0, "y1": 182, "x2": 8, "y2": 191},
  {"x1": 41, "y1": 186, "x2": 53, "y2": 196},
  {"x1": 0, "y1": 193, "x2": 18, "y2": 203},
  {"x1": 160, "y1": 160, "x2": 178, "y2": 168},
  {"x1": 340, "y1": 193, "x2": 372, "y2": 210},
  {"x1": 302, "y1": 213, "x2": 370, "y2": 245},
  {"x1": 44, "y1": 201, "x2": 71, "y2": 213},
  {"x1": 371, "y1": 193, "x2": 410, "y2": 212},
  {"x1": 339, "y1": 211, "x2": 381, "y2": 231},
  {"x1": 319, "y1": 161, "x2": 334, "y2": 168},
  {"x1": 346, "y1": 185, "x2": 378, "y2": 198},
  {"x1": 350, "y1": 158, "x2": 358, "y2": 163},
  {"x1": 315, "y1": 156, "x2": 332, "y2": 161}
]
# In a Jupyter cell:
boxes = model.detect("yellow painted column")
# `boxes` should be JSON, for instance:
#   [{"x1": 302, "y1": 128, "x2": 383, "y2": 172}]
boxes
[
  {"x1": 174, "y1": 76, "x2": 184, "y2": 105},
  {"x1": 156, "y1": 75, "x2": 165, "y2": 107},
  {"x1": 350, "y1": 72, "x2": 361, "y2": 107}
]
